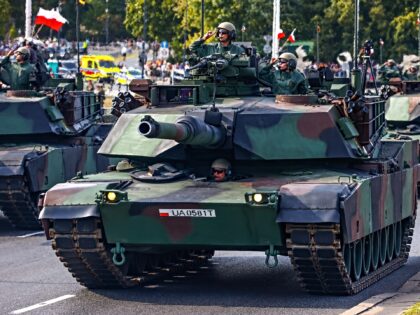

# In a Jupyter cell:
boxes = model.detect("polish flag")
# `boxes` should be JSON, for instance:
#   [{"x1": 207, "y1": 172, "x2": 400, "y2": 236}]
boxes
[
  {"x1": 417, "y1": 17, "x2": 420, "y2": 26},
  {"x1": 288, "y1": 29, "x2": 296, "y2": 43},
  {"x1": 277, "y1": 28, "x2": 285, "y2": 40},
  {"x1": 34, "y1": 8, "x2": 68, "y2": 31}
]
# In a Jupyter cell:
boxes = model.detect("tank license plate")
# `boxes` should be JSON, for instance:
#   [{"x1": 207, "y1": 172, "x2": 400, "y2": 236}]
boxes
[{"x1": 159, "y1": 209, "x2": 216, "y2": 217}]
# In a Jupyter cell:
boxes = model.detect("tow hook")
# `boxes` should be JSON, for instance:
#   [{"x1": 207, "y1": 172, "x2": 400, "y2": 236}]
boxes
[
  {"x1": 111, "y1": 242, "x2": 126, "y2": 266},
  {"x1": 265, "y1": 244, "x2": 279, "y2": 268}
]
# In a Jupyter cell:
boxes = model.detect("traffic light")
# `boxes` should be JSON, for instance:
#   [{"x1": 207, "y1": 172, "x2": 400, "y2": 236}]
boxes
[{"x1": 79, "y1": 0, "x2": 86, "y2": 5}]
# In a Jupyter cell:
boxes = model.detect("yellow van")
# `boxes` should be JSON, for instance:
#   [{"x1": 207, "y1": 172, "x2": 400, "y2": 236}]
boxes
[{"x1": 80, "y1": 55, "x2": 120, "y2": 82}]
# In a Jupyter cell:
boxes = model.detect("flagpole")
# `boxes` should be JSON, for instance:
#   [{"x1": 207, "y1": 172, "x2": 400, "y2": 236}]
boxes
[
  {"x1": 316, "y1": 25, "x2": 319, "y2": 64},
  {"x1": 76, "y1": 0, "x2": 80, "y2": 74},
  {"x1": 278, "y1": 28, "x2": 295, "y2": 53},
  {"x1": 25, "y1": 0, "x2": 32, "y2": 38},
  {"x1": 34, "y1": 25, "x2": 44, "y2": 37},
  {"x1": 272, "y1": 0, "x2": 280, "y2": 59}
]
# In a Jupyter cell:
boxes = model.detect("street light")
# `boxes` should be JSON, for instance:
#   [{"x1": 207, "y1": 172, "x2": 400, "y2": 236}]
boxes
[{"x1": 105, "y1": 0, "x2": 109, "y2": 45}]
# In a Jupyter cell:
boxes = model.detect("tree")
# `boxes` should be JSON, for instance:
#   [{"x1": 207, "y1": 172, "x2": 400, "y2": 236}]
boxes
[{"x1": 0, "y1": 0, "x2": 12, "y2": 39}]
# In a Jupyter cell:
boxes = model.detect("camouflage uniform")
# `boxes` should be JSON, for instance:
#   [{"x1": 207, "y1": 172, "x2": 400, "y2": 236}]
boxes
[
  {"x1": 377, "y1": 64, "x2": 401, "y2": 84},
  {"x1": 0, "y1": 56, "x2": 34, "y2": 90},
  {"x1": 189, "y1": 39, "x2": 244, "y2": 58},
  {"x1": 403, "y1": 67, "x2": 420, "y2": 81},
  {"x1": 259, "y1": 63, "x2": 309, "y2": 95}
]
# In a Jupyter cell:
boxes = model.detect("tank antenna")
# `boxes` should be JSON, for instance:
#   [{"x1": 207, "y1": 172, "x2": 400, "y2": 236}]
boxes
[
  {"x1": 201, "y1": 0, "x2": 205, "y2": 38},
  {"x1": 350, "y1": 0, "x2": 361, "y2": 93},
  {"x1": 353, "y1": 0, "x2": 359, "y2": 70}
]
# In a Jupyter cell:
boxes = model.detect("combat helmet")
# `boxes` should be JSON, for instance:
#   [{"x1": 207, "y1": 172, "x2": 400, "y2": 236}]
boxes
[
  {"x1": 211, "y1": 158, "x2": 232, "y2": 176},
  {"x1": 279, "y1": 52, "x2": 297, "y2": 70},
  {"x1": 217, "y1": 22, "x2": 236, "y2": 40},
  {"x1": 15, "y1": 47, "x2": 30, "y2": 60}
]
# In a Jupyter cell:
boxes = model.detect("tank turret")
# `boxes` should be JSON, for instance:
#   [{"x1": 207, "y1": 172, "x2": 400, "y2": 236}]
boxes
[{"x1": 139, "y1": 114, "x2": 226, "y2": 147}]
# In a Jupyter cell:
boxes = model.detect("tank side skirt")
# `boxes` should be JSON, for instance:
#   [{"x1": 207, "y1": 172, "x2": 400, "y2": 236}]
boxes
[{"x1": 286, "y1": 218, "x2": 414, "y2": 295}]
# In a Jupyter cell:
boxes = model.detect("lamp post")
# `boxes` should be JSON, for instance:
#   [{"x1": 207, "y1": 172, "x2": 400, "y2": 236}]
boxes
[
  {"x1": 183, "y1": 0, "x2": 188, "y2": 64},
  {"x1": 141, "y1": 0, "x2": 148, "y2": 79},
  {"x1": 105, "y1": 0, "x2": 109, "y2": 45},
  {"x1": 25, "y1": 0, "x2": 31, "y2": 38}
]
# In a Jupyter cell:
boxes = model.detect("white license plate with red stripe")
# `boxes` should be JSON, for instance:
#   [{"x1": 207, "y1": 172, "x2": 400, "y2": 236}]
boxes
[{"x1": 159, "y1": 209, "x2": 216, "y2": 218}]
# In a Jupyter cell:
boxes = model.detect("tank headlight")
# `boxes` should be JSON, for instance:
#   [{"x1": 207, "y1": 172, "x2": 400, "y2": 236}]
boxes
[
  {"x1": 245, "y1": 191, "x2": 278, "y2": 206},
  {"x1": 107, "y1": 192, "x2": 117, "y2": 202},
  {"x1": 253, "y1": 193, "x2": 263, "y2": 203},
  {"x1": 99, "y1": 190, "x2": 128, "y2": 204}
]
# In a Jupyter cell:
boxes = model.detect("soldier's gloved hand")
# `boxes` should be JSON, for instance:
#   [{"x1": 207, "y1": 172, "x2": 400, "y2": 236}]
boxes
[
  {"x1": 202, "y1": 30, "x2": 215, "y2": 41},
  {"x1": 7, "y1": 49, "x2": 15, "y2": 57}
]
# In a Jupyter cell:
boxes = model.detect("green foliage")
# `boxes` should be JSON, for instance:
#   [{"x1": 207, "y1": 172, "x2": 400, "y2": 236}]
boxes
[
  {"x1": 403, "y1": 302, "x2": 420, "y2": 315},
  {"x1": 0, "y1": 0, "x2": 12, "y2": 39}
]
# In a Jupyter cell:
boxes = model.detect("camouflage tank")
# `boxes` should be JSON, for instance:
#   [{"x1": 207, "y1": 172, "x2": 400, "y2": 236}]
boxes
[
  {"x1": 385, "y1": 79, "x2": 420, "y2": 136},
  {"x1": 39, "y1": 50, "x2": 418, "y2": 295},
  {"x1": 0, "y1": 78, "x2": 113, "y2": 229}
]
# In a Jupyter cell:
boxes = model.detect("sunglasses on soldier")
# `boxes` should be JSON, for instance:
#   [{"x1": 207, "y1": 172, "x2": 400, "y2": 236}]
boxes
[
  {"x1": 212, "y1": 168, "x2": 226, "y2": 174},
  {"x1": 218, "y1": 30, "x2": 229, "y2": 35}
]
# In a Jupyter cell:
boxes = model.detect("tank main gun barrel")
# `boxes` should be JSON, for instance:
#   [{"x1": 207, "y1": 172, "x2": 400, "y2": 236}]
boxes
[{"x1": 139, "y1": 115, "x2": 226, "y2": 147}]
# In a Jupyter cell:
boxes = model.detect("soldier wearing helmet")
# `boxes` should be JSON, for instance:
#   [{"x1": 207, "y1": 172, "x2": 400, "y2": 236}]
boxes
[
  {"x1": 211, "y1": 158, "x2": 232, "y2": 182},
  {"x1": 0, "y1": 46, "x2": 35, "y2": 90},
  {"x1": 189, "y1": 22, "x2": 245, "y2": 58},
  {"x1": 403, "y1": 65, "x2": 420, "y2": 81},
  {"x1": 377, "y1": 59, "x2": 401, "y2": 84},
  {"x1": 258, "y1": 52, "x2": 309, "y2": 95}
]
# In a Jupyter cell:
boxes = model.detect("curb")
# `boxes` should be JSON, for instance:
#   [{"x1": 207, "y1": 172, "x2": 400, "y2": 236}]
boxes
[{"x1": 340, "y1": 271, "x2": 420, "y2": 315}]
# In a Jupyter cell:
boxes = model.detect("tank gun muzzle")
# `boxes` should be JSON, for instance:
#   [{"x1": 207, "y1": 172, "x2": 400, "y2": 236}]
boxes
[{"x1": 139, "y1": 115, "x2": 226, "y2": 147}]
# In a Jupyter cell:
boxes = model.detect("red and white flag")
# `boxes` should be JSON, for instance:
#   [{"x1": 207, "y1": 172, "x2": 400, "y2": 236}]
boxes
[
  {"x1": 34, "y1": 8, "x2": 68, "y2": 31},
  {"x1": 277, "y1": 28, "x2": 285, "y2": 40},
  {"x1": 417, "y1": 17, "x2": 420, "y2": 26},
  {"x1": 287, "y1": 29, "x2": 296, "y2": 43}
]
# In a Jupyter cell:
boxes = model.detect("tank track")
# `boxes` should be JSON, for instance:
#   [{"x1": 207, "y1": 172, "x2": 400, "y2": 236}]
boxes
[
  {"x1": 0, "y1": 174, "x2": 40, "y2": 229},
  {"x1": 50, "y1": 217, "x2": 214, "y2": 289},
  {"x1": 286, "y1": 218, "x2": 415, "y2": 295}
]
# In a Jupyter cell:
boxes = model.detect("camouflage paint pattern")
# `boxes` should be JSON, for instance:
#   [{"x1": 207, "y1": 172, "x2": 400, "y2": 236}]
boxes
[
  {"x1": 385, "y1": 94, "x2": 420, "y2": 123},
  {"x1": 40, "y1": 89, "x2": 419, "y2": 248},
  {"x1": 0, "y1": 87, "x2": 114, "y2": 228}
]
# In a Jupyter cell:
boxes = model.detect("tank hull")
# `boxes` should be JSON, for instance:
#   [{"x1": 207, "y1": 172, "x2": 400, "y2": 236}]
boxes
[
  {"x1": 40, "y1": 137, "x2": 418, "y2": 293},
  {"x1": 0, "y1": 136, "x2": 112, "y2": 229}
]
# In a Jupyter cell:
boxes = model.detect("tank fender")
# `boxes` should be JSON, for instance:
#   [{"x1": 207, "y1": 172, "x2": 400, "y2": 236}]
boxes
[
  {"x1": 276, "y1": 183, "x2": 351, "y2": 223},
  {"x1": 39, "y1": 205, "x2": 100, "y2": 220},
  {"x1": 0, "y1": 150, "x2": 43, "y2": 177}
]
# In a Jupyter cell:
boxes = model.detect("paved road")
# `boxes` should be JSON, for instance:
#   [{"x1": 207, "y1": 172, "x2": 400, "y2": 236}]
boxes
[{"x1": 0, "y1": 210, "x2": 419, "y2": 315}]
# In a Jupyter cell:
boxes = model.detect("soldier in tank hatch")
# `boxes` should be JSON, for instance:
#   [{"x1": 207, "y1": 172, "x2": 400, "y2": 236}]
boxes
[
  {"x1": 0, "y1": 47, "x2": 34, "y2": 90},
  {"x1": 377, "y1": 59, "x2": 401, "y2": 84},
  {"x1": 211, "y1": 158, "x2": 232, "y2": 182},
  {"x1": 189, "y1": 22, "x2": 245, "y2": 57},
  {"x1": 258, "y1": 52, "x2": 309, "y2": 95},
  {"x1": 403, "y1": 65, "x2": 420, "y2": 81}
]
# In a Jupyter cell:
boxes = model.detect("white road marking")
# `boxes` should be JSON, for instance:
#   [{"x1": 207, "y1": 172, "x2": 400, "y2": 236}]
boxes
[
  {"x1": 17, "y1": 231, "x2": 44, "y2": 238},
  {"x1": 10, "y1": 294, "x2": 75, "y2": 314}
]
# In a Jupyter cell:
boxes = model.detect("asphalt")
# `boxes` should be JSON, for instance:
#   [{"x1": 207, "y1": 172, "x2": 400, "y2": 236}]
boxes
[{"x1": 341, "y1": 272, "x2": 420, "y2": 315}]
